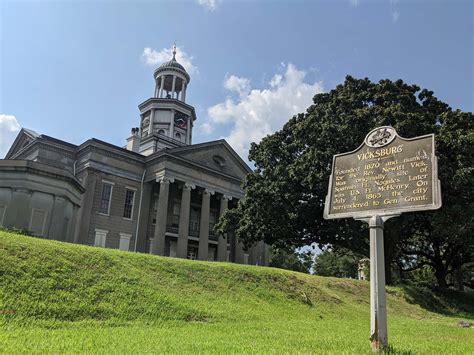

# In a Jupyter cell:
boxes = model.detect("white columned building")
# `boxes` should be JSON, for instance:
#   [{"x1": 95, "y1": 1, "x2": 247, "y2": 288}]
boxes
[{"x1": 0, "y1": 45, "x2": 270, "y2": 266}]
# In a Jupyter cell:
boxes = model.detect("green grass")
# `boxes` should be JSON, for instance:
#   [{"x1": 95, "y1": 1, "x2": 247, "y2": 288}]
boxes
[{"x1": 0, "y1": 230, "x2": 472, "y2": 353}]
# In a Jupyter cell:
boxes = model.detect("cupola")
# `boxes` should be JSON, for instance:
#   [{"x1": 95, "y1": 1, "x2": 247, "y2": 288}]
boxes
[{"x1": 153, "y1": 45, "x2": 190, "y2": 102}]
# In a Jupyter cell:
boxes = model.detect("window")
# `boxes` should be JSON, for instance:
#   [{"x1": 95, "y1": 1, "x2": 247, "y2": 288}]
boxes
[
  {"x1": 123, "y1": 188, "x2": 136, "y2": 219},
  {"x1": 209, "y1": 210, "x2": 218, "y2": 235},
  {"x1": 169, "y1": 240, "x2": 177, "y2": 257},
  {"x1": 187, "y1": 246, "x2": 198, "y2": 260},
  {"x1": 151, "y1": 194, "x2": 158, "y2": 224},
  {"x1": 175, "y1": 132, "x2": 182, "y2": 140},
  {"x1": 158, "y1": 129, "x2": 166, "y2": 135},
  {"x1": 99, "y1": 182, "x2": 113, "y2": 215},
  {"x1": 172, "y1": 199, "x2": 181, "y2": 227},
  {"x1": 94, "y1": 229, "x2": 108, "y2": 247},
  {"x1": 29, "y1": 208, "x2": 47, "y2": 236},
  {"x1": 208, "y1": 246, "x2": 216, "y2": 262},
  {"x1": 189, "y1": 207, "x2": 200, "y2": 236},
  {"x1": 119, "y1": 233, "x2": 132, "y2": 251},
  {"x1": 0, "y1": 205, "x2": 5, "y2": 226}
]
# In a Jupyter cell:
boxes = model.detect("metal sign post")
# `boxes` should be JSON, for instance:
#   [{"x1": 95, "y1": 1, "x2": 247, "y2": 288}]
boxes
[
  {"x1": 324, "y1": 126, "x2": 442, "y2": 351},
  {"x1": 362, "y1": 215, "x2": 391, "y2": 350}
]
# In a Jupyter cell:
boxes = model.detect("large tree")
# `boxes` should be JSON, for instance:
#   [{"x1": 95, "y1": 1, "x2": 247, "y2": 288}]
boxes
[
  {"x1": 313, "y1": 248, "x2": 361, "y2": 279},
  {"x1": 217, "y1": 76, "x2": 473, "y2": 288}
]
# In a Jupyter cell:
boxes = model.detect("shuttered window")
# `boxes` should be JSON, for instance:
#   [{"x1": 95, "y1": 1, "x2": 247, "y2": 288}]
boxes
[
  {"x1": 99, "y1": 182, "x2": 113, "y2": 215},
  {"x1": 123, "y1": 189, "x2": 135, "y2": 219}
]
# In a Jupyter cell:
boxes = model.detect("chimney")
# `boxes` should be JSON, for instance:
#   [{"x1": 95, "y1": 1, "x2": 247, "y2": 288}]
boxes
[{"x1": 126, "y1": 127, "x2": 140, "y2": 153}]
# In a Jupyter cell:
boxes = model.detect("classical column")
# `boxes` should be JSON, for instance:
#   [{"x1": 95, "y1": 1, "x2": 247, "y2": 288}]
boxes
[
  {"x1": 170, "y1": 109, "x2": 175, "y2": 138},
  {"x1": 217, "y1": 195, "x2": 231, "y2": 262},
  {"x1": 171, "y1": 75, "x2": 176, "y2": 99},
  {"x1": 150, "y1": 109, "x2": 155, "y2": 129},
  {"x1": 68, "y1": 206, "x2": 79, "y2": 243},
  {"x1": 48, "y1": 196, "x2": 67, "y2": 241},
  {"x1": 154, "y1": 80, "x2": 159, "y2": 97},
  {"x1": 7, "y1": 187, "x2": 32, "y2": 231},
  {"x1": 248, "y1": 244, "x2": 257, "y2": 266},
  {"x1": 264, "y1": 243, "x2": 271, "y2": 266},
  {"x1": 177, "y1": 183, "x2": 194, "y2": 259},
  {"x1": 182, "y1": 82, "x2": 186, "y2": 102},
  {"x1": 186, "y1": 116, "x2": 191, "y2": 144},
  {"x1": 198, "y1": 189, "x2": 214, "y2": 261},
  {"x1": 159, "y1": 76, "x2": 165, "y2": 98},
  {"x1": 151, "y1": 177, "x2": 173, "y2": 255},
  {"x1": 234, "y1": 230, "x2": 246, "y2": 264}
]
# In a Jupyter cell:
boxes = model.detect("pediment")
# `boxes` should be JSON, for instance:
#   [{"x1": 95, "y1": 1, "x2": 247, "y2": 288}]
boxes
[
  {"x1": 4, "y1": 128, "x2": 39, "y2": 159},
  {"x1": 168, "y1": 140, "x2": 251, "y2": 179}
]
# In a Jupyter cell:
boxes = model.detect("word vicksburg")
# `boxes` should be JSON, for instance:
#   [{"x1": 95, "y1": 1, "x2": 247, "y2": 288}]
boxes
[
  {"x1": 327, "y1": 133, "x2": 437, "y2": 217},
  {"x1": 323, "y1": 126, "x2": 441, "y2": 352}
]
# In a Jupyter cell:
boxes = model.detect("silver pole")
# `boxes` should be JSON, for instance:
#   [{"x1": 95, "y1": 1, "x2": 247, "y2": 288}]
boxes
[{"x1": 369, "y1": 215, "x2": 388, "y2": 351}]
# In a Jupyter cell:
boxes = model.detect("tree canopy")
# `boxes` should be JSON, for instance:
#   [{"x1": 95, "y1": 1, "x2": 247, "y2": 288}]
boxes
[{"x1": 217, "y1": 76, "x2": 473, "y2": 289}]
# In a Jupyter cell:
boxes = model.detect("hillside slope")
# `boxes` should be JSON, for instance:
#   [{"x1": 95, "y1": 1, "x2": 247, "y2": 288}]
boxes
[{"x1": 0, "y1": 230, "x2": 472, "y2": 353}]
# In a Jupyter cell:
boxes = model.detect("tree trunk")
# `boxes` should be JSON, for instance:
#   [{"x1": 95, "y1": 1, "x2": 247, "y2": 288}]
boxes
[
  {"x1": 432, "y1": 240, "x2": 448, "y2": 290},
  {"x1": 384, "y1": 253, "x2": 393, "y2": 285},
  {"x1": 434, "y1": 265, "x2": 448, "y2": 290},
  {"x1": 383, "y1": 225, "x2": 399, "y2": 285},
  {"x1": 454, "y1": 267, "x2": 465, "y2": 292}
]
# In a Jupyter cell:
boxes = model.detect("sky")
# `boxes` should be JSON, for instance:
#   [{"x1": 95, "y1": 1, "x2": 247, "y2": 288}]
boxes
[{"x1": 1, "y1": 0, "x2": 472, "y2": 160}]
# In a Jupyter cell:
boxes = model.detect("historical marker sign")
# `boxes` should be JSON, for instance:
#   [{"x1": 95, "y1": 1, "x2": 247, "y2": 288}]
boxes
[
  {"x1": 323, "y1": 126, "x2": 442, "y2": 351},
  {"x1": 324, "y1": 126, "x2": 442, "y2": 220}
]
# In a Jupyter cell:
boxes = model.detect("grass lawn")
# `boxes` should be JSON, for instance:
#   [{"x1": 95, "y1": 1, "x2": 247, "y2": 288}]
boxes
[{"x1": 1, "y1": 230, "x2": 473, "y2": 353}]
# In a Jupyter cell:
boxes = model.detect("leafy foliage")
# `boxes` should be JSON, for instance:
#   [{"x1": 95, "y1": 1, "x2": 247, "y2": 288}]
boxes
[
  {"x1": 313, "y1": 248, "x2": 361, "y2": 279},
  {"x1": 269, "y1": 248, "x2": 315, "y2": 273},
  {"x1": 217, "y1": 76, "x2": 473, "y2": 288}
]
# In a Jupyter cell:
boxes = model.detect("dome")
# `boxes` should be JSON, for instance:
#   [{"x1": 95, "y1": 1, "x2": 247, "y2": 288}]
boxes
[
  {"x1": 153, "y1": 46, "x2": 190, "y2": 83},
  {"x1": 159, "y1": 58, "x2": 186, "y2": 72}
]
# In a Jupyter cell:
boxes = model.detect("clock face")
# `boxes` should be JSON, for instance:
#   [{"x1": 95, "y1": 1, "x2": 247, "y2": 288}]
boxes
[{"x1": 174, "y1": 114, "x2": 187, "y2": 129}]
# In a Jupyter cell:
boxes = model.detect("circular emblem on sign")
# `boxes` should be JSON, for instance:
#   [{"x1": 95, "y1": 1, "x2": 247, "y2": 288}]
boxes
[{"x1": 365, "y1": 126, "x2": 396, "y2": 148}]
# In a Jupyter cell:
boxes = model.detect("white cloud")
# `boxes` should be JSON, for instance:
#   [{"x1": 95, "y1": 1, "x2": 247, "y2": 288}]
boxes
[
  {"x1": 0, "y1": 114, "x2": 20, "y2": 158},
  {"x1": 199, "y1": 122, "x2": 214, "y2": 135},
  {"x1": 197, "y1": 0, "x2": 220, "y2": 11},
  {"x1": 142, "y1": 46, "x2": 198, "y2": 75},
  {"x1": 390, "y1": 0, "x2": 400, "y2": 23},
  {"x1": 391, "y1": 10, "x2": 400, "y2": 23},
  {"x1": 223, "y1": 75, "x2": 251, "y2": 98},
  {"x1": 349, "y1": 0, "x2": 360, "y2": 6},
  {"x1": 205, "y1": 64, "x2": 323, "y2": 159}
]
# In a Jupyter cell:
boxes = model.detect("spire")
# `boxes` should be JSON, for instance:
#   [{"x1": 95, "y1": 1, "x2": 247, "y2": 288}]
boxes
[{"x1": 172, "y1": 42, "x2": 177, "y2": 60}]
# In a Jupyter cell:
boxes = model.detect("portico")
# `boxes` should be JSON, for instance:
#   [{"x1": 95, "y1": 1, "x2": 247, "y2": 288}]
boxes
[{"x1": 147, "y1": 173, "x2": 247, "y2": 263}]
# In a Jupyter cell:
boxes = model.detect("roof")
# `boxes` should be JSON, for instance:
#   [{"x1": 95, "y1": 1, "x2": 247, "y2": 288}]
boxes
[
  {"x1": 153, "y1": 47, "x2": 190, "y2": 82},
  {"x1": 159, "y1": 58, "x2": 186, "y2": 72}
]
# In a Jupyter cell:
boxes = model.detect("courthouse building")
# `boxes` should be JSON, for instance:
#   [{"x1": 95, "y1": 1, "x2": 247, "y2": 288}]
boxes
[{"x1": 0, "y1": 47, "x2": 269, "y2": 265}]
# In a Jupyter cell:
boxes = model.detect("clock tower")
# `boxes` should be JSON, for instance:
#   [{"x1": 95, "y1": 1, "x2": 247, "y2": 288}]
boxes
[{"x1": 129, "y1": 45, "x2": 197, "y2": 155}]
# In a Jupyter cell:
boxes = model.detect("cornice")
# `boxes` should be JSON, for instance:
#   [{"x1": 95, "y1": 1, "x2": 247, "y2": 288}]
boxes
[
  {"x1": 138, "y1": 98, "x2": 196, "y2": 120},
  {"x1": 11, "y1": 140, "x2": 76, "y2": 160},
  {"x1": 0, "y1": 160, "x2": 85, "y2": 193},
  {"x1": 145, "y1": 152, "x2": 244, "y2": 185},
  {"x1": 77, "y1": 141, "x2": 145, "y2": 166}
]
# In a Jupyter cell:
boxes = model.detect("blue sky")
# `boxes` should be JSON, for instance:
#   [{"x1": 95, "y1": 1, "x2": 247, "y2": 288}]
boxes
[{"x1": 1, "y1": 0, "x2": 472, "y2": 159}]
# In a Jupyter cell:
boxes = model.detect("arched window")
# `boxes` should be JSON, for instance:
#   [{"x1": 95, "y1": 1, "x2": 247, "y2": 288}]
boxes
[
  {"x1": 158, "y1": 129, "x2": 166, "y2": 135},
  {"x1": 175, "y1": 132, "x2": 181, "y2": 140}
]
